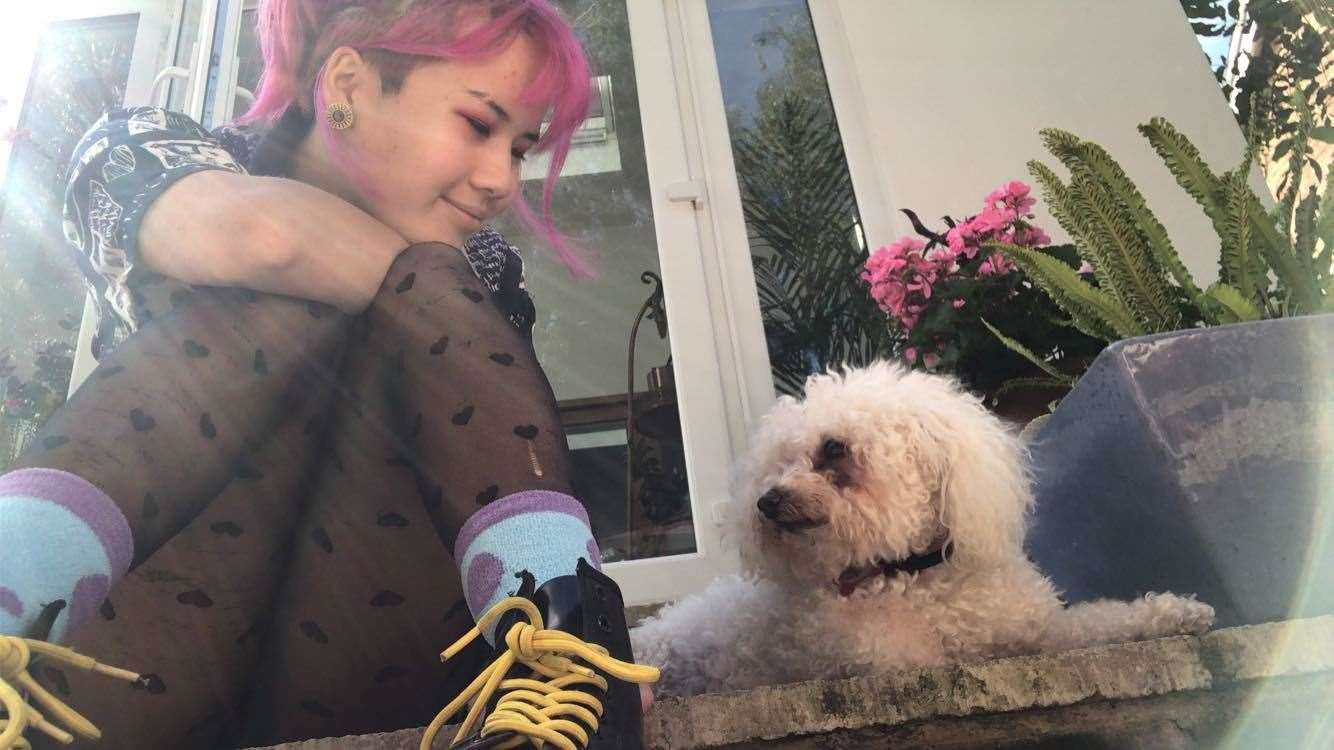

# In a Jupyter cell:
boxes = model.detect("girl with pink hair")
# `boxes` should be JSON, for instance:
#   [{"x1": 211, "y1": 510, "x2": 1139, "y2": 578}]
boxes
[{"x1": 0, "y1": 1, "x2": 656, "y2": 747}]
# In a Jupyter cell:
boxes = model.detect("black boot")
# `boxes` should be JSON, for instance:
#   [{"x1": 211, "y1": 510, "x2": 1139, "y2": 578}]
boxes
[{"x1": 423, "y1": 558, "x2": 656, "y2": 749}]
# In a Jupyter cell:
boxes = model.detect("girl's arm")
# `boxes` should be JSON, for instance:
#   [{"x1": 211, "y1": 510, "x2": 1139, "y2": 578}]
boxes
[
  {"x1": 63, "y1": 107, "x2": 407, "y2": 321},
  {"x1": 138, "y1": 170, "x2": 406, "y2": 313}
]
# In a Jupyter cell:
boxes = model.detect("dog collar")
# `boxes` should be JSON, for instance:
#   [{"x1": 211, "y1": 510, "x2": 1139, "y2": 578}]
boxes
[{"x1": 835, "y1": 543, "x2": 952, "y2": 597}]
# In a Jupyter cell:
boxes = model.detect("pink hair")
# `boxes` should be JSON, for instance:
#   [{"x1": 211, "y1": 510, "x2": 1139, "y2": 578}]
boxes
[{"x1": 239, "y1": 0, "x2": 594, "y2": 277}]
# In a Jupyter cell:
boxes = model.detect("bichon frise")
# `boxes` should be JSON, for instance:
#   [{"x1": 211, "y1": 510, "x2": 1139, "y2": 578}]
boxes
[{"x1": 632, "y1": 362, "x2": 1213, "y2": 697}]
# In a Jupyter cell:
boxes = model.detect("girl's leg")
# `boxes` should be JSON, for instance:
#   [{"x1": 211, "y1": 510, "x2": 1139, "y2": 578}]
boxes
[
  {"x1": 243, "y1": 243, "x2": 588, "y2": 743},
  {"x1": 8, "y1": 288, "x2": 347, "y2": 565},
  {"x1": 42, "y1": 407, "x2": 331, "y2": 750},
  {"x1": 5, "y1": 289, "x2": 349, "y2": 748}
]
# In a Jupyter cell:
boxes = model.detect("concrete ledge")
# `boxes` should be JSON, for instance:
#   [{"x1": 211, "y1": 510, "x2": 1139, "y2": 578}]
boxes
[{"x1": 257, "y1": 616, "x2": 1334, "y2": 749}]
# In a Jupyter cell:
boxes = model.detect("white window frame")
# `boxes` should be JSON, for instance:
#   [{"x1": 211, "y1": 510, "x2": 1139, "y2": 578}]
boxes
[{"x1": 66, "y1": 0, "x2": 222, "y2": 393}]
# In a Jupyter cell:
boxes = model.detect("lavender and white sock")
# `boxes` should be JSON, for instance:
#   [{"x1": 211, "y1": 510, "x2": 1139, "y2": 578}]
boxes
[
  {"x1": 0, "y1": 468, "x2": 132, "y2": 641},
  {"x1": 454, "y1": 490, "x2": 601, "y2": 642}
]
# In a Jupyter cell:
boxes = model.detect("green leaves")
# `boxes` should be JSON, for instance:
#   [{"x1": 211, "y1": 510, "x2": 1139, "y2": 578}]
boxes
[
  {"x1": 980, "y1": 319, "x2": 1074, "y2": 384},
  {"x1": 998, "y1": 117, "x2": 1327, "y2": 371},
  {"x1": 989, "y1": 242, "x2": 1144, "y2": 340},
  {"x1": 1202, "y1": 283, "x2": 1263, "y2": 325}
]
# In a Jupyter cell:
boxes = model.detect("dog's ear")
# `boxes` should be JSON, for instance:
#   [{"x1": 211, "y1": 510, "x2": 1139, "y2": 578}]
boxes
[{"x1": 929, "y1": 393, "x2": 1034, "y2": 565}]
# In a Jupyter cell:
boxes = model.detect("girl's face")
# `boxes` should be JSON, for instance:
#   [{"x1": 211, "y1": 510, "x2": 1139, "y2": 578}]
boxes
[{"x1": 327, "y1": 35, "x2": 548, "y2": 247}]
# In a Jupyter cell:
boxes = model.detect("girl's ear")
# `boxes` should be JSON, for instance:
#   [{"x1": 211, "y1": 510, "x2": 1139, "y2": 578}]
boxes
[{"x1": 316, "y1": 46, "x2": 378, "y2": 111}]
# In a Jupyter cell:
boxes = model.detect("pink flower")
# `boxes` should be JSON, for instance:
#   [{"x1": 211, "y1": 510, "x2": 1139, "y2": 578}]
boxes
[
  {"x1": 952, "y1": 298, "x2": 966, "y2": 309},
  {"x1": 945, "y1": 220, "x2": 983, "y2": 259},
  {"x1": 977, "y1": 252, "x2": 1016, "y2": 277},
  {"x1": 986, "y1": 180, "x2": 1037, "y2": 216},
  {"x1": 862, "y1": 236, "x2": 942, "y2": 331},
  {"x1": 922, "y1": 352, "x2": 941, "y2": 369},
  {"x1": 903, "y1": 347, "x2": 918, "y2": 363},
  {"x1": 1077, "y1": 261, "x2": 1094, "y2": 275},
  {"x1": 971, "y1": 204, "x2": 1018, "y2": 234}
]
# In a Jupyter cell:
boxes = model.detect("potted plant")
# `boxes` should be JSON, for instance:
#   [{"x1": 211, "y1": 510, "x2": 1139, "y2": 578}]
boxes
[
  {"x1": 994, "y1": 116, "x2": 1332, "y2": 628},
  {"x1": 860, "y1": 181, "x2": 1105, "y2": 423}
]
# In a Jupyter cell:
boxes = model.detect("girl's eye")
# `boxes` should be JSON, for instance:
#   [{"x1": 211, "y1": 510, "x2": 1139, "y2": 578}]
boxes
[{"x1": 465, "y1": 116, "x2": 491, "y2": 137}]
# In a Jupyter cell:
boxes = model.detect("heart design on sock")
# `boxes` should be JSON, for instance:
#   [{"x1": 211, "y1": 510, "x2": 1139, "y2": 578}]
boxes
[
  {"x1": 513, "y1": 425, "x2": 539, "y2": 440},
  {"x1": 451, "y1": 405, "x2": 474, "y2": 425},
  {"x1": 200, "y1": 413, "x2": 217, "y2": 439},
  {"x1": 183, "y1": 340, "x2": 210, "y2": 358},
  {"x1": 209, "y1": 521, "x2": 244, "y2": 537},
  {"x1": 299, "y1": 620, "x2": 329, "y2": 644},
  {"x1": 489, "y1": 352, "x2": 515, "y2": 366},
  {"x1": 253, "y1": 349, "x2": 269, "y2": 375},
  {"x1": 396, "y1": 272, "x2": 416, "y2": 293},
  {"x1": 370, "y1": 590, "x2": 405, "y2": 607},
  {"x1": 430, "y1": 336, "x2": 450, "y2": 355},
  {"x1": 300, "y1": 700, "x2": 335, "y2": 718},
  {"x1": 476, "y1": 485, "x2": 500, "y2": 505},
  {"x1": 376, "y1": 512, "x2": 409, "y2": 528},
  {"x1": 177, "y1": 589, "x2": 214, "y2": 608},
  {"x1": 133, "y1": 674, "x2": 167, "y2": 694},
  {"x1": 375, "y1": 665, "x2": 407, "y2": 683},
  {"x1": 310, "y1": 527, "x2": 334, "y2": 554},
  {"x1": 461, "y1": 288, "x2": 484, "y2": 303},
  {"x1": 130, "y1": 408, "x2": 157, "y2": 432}
]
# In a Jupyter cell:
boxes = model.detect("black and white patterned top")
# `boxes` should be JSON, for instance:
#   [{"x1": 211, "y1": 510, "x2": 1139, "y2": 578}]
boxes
[{"x1": 62, "y1": 106, "x2": 536, "y2": 359}]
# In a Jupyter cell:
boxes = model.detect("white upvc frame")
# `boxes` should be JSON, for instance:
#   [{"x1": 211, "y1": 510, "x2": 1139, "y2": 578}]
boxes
[
  {"x1": 66, "y1": 0, "x2": 222, "y2": 394},
  {"x1": 656, "y1": 0, "x2": 901, "y2": 438}
]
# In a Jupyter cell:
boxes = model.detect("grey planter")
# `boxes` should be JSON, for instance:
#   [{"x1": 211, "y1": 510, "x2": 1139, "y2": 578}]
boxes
[{"x1": 1025, "y1": 314, "x2": 1333, "y2": 628}]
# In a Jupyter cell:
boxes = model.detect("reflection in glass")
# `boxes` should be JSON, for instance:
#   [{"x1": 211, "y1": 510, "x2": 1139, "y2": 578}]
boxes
[
  {"x1": 228, "y1": 0, "x2": 697, "y2": 561},
  {"x1": 707, "y1": 0, "x2": 893, "y2": 396},
  {"x1": 0, "y1": 15, "x2": 138, "y2": 468},
  {"x1": 497, "y1": 0, "x2": 695, "y2": 562}
]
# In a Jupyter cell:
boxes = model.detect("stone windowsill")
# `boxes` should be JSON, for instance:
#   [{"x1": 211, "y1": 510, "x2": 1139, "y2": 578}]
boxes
[{"x1": 257, "y1": 615, "x2": 1334, "y2": 749}]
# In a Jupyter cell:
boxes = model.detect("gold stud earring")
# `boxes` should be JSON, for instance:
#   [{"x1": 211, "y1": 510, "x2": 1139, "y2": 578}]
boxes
[{"x1": 326, "y1": 102, "x2": 354, "y2": 130}]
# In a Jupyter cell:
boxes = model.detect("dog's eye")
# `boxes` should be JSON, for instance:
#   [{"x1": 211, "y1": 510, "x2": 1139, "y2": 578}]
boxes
[{"x1": 821, "y1": 439, "x2": 848, "y2": 461}]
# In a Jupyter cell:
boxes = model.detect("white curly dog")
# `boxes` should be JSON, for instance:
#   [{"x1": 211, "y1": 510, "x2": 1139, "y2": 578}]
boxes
[{"x1": 632, "y1": 362, "x2": 1213, "y2": 697}]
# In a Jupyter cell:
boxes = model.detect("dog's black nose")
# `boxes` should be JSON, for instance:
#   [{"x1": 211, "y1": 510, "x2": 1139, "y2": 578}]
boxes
[{"x1": 757, "y1": 489, "x2": 785, "y2": 519}]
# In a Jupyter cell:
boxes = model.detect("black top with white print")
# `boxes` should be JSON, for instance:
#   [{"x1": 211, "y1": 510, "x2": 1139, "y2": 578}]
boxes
[{"x1": 62, "y1": 106, "x2": 536, "y2": 360}]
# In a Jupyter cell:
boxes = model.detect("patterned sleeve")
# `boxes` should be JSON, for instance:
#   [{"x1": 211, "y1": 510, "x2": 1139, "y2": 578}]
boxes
[
  {"x1": 62, "y1": 106, "x2": 247, "y2": 335},
  {"x1": 462, "y1": 226, "x2": 538, "y2": 335}
]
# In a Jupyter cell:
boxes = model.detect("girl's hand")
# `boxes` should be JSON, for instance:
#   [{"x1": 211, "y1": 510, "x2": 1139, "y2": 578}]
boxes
[{"x1": 139, "y1": 171, "x2": 409, "y2": 313}]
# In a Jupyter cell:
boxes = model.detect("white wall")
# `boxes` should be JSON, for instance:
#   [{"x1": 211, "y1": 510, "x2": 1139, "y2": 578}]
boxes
[{"x1": 815, "y1": 0, "x2": 1254, "y2": 284}]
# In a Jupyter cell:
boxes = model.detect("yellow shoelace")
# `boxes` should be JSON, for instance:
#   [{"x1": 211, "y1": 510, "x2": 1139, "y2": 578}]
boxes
[
  {"x1": 0, "y1": 635, "x2": 141, "y2": 749},
  {"x1": 420, "y1": 597, "x2": 660, "y2": 750}
]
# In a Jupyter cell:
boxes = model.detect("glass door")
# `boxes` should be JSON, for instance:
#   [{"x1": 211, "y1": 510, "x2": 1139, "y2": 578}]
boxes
[
  {"x1": 216, "y1": 0, "x2": 746, "y2": 604},
  {"x1": 0, "y1": 1, "x2": 214, "y2": 467}
]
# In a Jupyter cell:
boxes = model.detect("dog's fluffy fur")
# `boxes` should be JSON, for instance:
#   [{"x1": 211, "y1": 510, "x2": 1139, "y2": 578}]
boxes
[{"x1": 632, "y1": 362, "x2": 1213, "y2": 697}]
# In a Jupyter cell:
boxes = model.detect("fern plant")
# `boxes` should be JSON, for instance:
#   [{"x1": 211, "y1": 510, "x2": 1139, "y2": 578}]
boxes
[
  {"x1": 988, "y1": 117, "x2": 1331, "y2": 377},
  {"x1": 733, "y1": 93, "x2": 898, "y2": 396}
]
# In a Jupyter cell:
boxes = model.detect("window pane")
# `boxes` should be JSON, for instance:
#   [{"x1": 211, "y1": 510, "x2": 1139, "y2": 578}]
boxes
[
  {"x1": 707, "y1": 0, "x2": 892, "y2": 396},
  {"x1": 227, "y1": 0, "x2": 699, "y2": 563},
  {"x1": 0, "y1": 4, "x2": 207, "y2": 468},
  {"x1": 495, "y1": 0, "x2": 696, "y2": 563}
]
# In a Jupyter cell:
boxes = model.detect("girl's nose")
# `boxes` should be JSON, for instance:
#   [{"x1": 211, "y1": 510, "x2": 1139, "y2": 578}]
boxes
[{"x1": 469, "y1": 143, "x2": 516, "y2": 202}]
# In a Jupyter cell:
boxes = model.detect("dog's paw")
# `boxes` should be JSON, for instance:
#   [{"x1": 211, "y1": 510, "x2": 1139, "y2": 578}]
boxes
[{"x1": 1145, "y1": 592, "x2": 1215, "y2": 636}]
